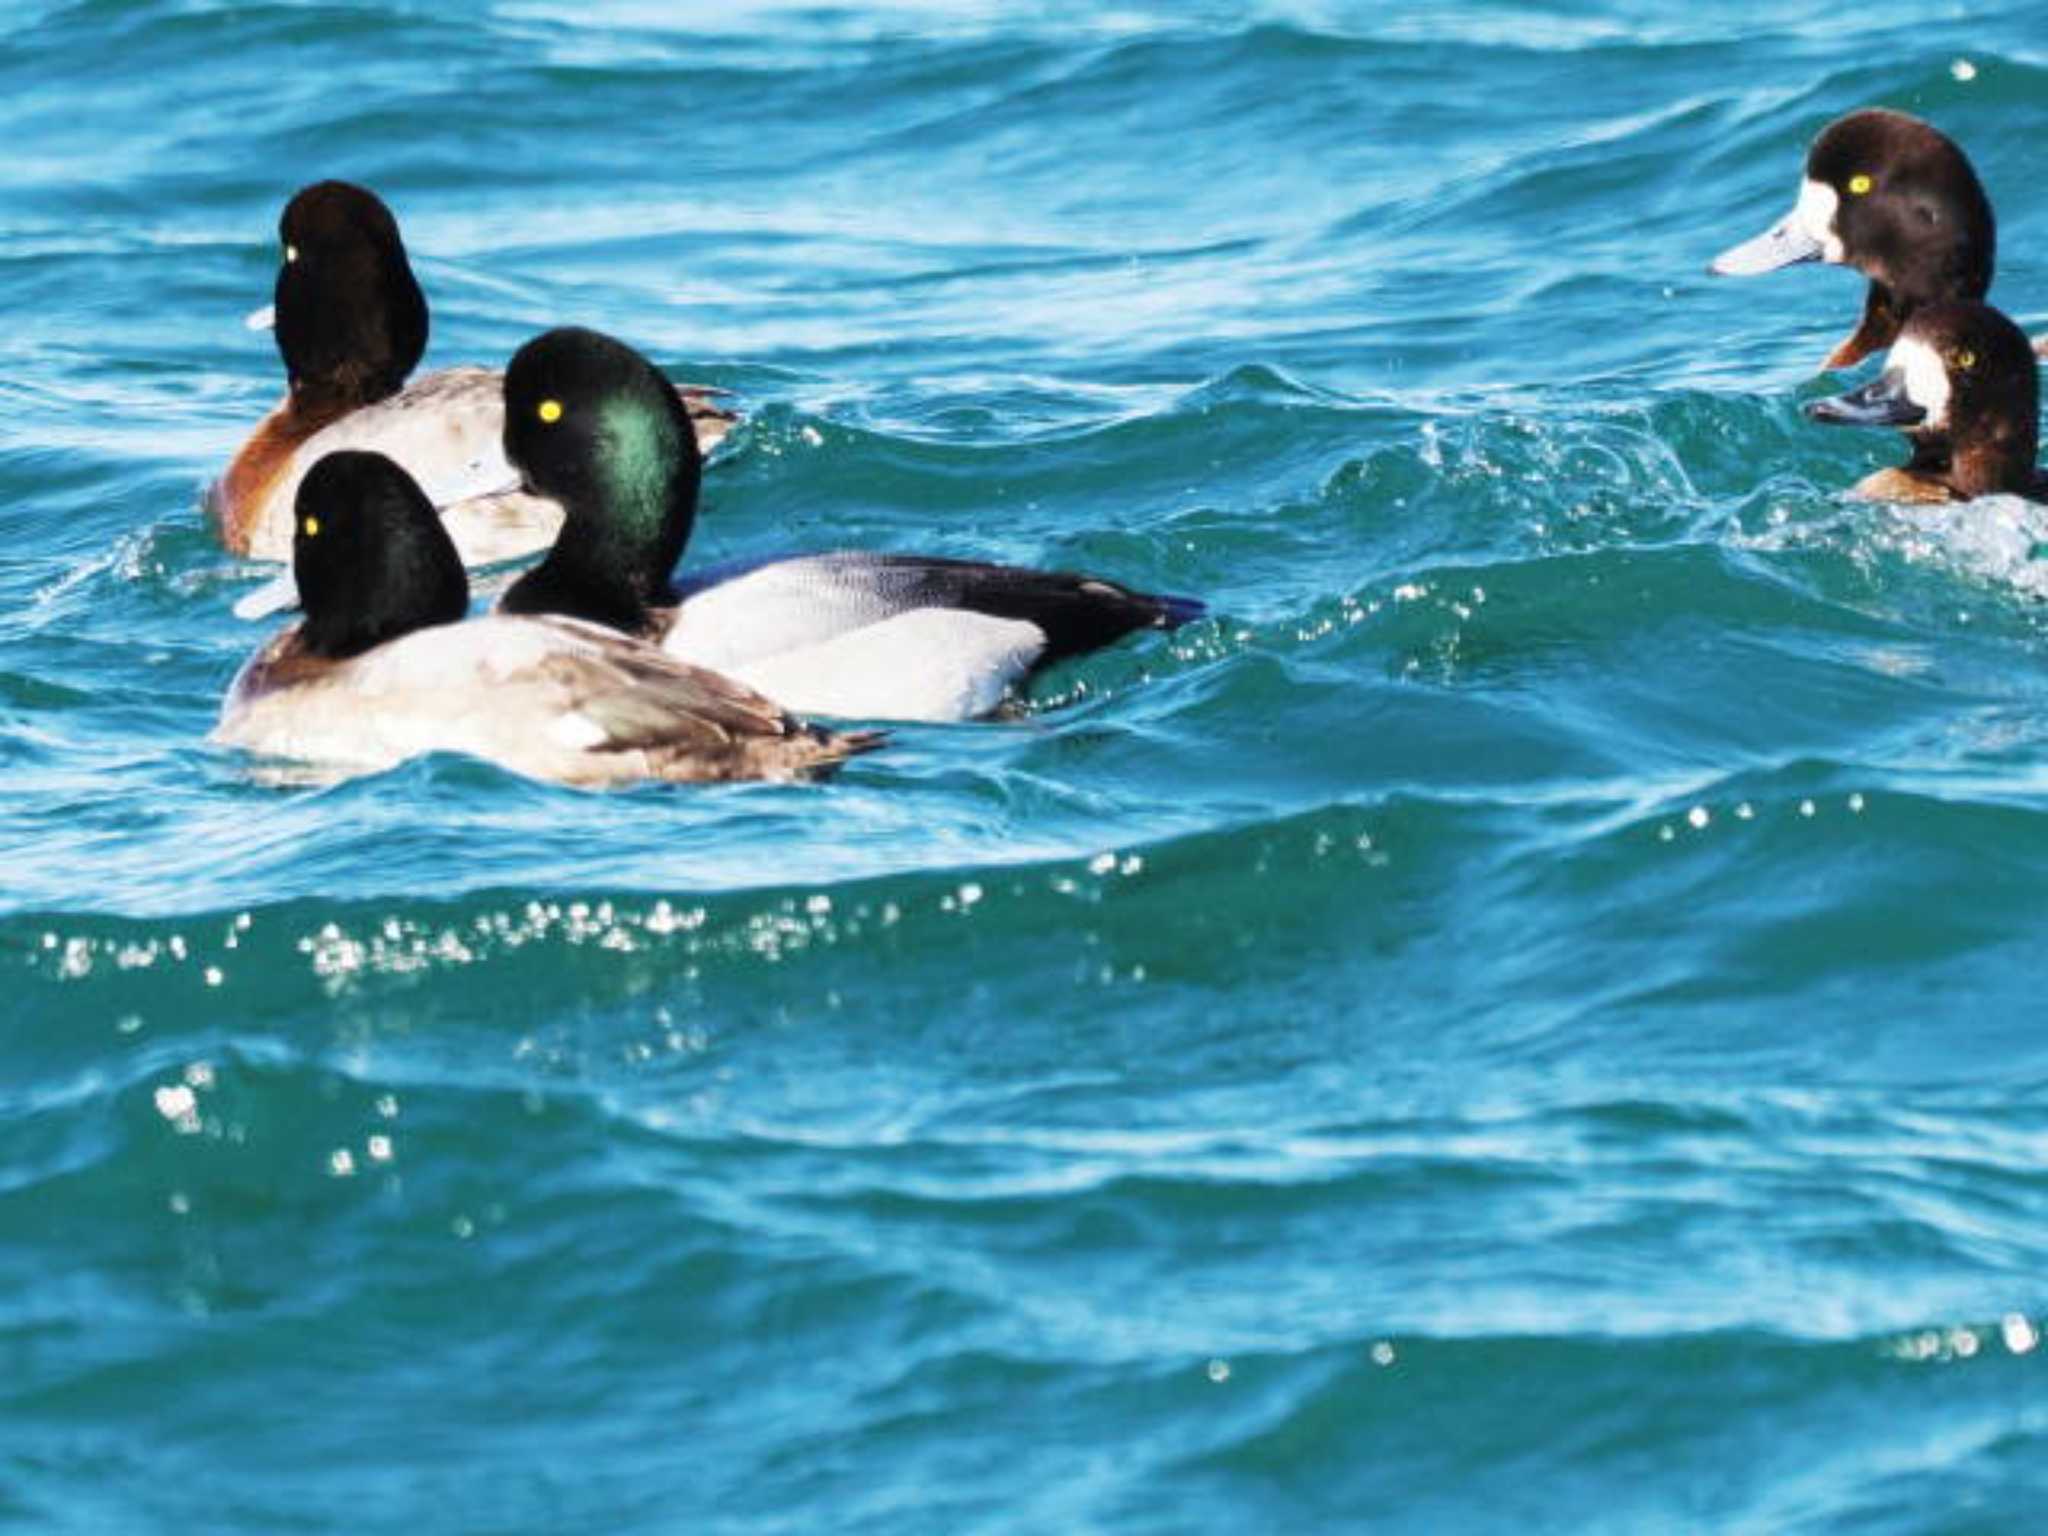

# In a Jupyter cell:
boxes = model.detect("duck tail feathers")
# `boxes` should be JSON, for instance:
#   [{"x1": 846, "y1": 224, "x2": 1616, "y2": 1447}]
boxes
[{"x1": 785, "y1": 724, "x2": 889, "y2": 781}]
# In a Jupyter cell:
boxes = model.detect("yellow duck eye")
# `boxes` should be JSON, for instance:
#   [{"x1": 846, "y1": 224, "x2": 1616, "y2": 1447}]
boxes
[
  {"x1": 302, "y1": 516, "x2": 321, "y2": 538},
  {"x1": 538, "y1": 399, "x2": 563, "y2": 424},
  {"x1": 1954, "y1": 349, "x2": 1977, "y2": 371},
  {"x1": 1847, "y1": 174, "x2": 1874, "y2": 196},
  {"x1": 285, "y1": 244, "x2": 299, "y2": 263}
]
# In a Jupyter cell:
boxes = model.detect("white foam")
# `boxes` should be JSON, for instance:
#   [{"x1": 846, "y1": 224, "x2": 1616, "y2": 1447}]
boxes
[{"x1": 1878, "y1": 495, "x2": 2048, "y2": 598}]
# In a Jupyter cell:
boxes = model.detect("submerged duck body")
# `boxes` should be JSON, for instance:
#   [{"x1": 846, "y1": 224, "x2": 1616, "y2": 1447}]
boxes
[
  {"x1": 214, "y1": 452, "x2": 879, "y2": 786},
  {"x1": 1805, "y1": 300, "x2": 2047, "y2": 504},
  {"x1": 494, "y1": 327, "x2": 1205, "y2": 723},
  {"x1": 1711, "y1": 109, "x2": 2002, "y2": 371},
  {"x1": 211, "y1": 182, "x2": 734, "y2": 566}
]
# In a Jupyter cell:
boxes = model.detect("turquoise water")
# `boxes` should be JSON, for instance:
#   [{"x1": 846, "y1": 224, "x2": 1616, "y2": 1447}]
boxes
[{"x1": 7, "y1": 1, "x2": 2048, "y2": 1528}]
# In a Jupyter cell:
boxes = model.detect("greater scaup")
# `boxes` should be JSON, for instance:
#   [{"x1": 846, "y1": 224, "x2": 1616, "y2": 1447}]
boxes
[
  {"x1": 214, "y1": 451, "x2": 881, "y2": 785},
  {"x1": 210, "y1": 182, "x2": 736, "y2": 566},
  {"x1": 493, "y1": 327, "x2": 1206, "y2": 723},
  {"x1": 1804, "y1": 300, "x2": 2045, "y2": 503},
  {"x1": 1710, "y1": 109, "x2": 2003, "y2": 371}
]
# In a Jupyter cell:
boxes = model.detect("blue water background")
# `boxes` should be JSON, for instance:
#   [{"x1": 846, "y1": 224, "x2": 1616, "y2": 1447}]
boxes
[{"x1": 5, "y1": 1, "x2": 2048, "y2": 1529}]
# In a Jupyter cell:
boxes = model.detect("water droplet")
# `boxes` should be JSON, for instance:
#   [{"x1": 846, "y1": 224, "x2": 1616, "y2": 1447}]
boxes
[{"x1": 2002, "y1": 1314, "x2": 2038, "y2": 1355}]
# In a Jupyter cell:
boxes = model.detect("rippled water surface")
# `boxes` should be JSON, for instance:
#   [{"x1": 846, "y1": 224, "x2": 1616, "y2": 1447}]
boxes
[{"x1": 6, "y1": 2, "x2": 2048, "y2": 1530}]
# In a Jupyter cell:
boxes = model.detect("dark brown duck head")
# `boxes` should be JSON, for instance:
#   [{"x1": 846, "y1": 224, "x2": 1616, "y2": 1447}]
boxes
[
  {"x1": 1805, "y1": 300, "x2": 2040, "y2": 502},
  {"x1": 273, "y1": 181, "x2": 430, "y2": 418},
  {"x1": 292, "y1": 451, "x2": 469, "y2": 659},
  {"x1": 1711, "y1": 109, "x2": 1995, "y2": 372}
]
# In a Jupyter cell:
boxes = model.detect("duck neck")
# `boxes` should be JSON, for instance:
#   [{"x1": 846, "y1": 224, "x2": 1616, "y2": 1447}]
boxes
[
  {"x1": 508, "y1": 461, "x2": 696, "y2": 633},
  {"x1": 1828, "y1": 283, "x2": 1904, "y2": 371},
  {"x1": 290, "y1": 370, "x2": 398, "y2": 419},
  {"x1": 281, "y1": 386, "x2": 355, "y2": 434}
]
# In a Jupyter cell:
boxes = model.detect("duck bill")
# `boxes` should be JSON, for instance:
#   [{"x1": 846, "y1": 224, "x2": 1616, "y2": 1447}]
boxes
[
  {"x1": 232, "y1": 569, "x2": 301, "y2": 621},
  {"x1": 1708, "y1": 214, "x2": 1826, "y2": 277},
  {"x1": 1804, "y1": 369, "x2": 1927, "y2": 429}
]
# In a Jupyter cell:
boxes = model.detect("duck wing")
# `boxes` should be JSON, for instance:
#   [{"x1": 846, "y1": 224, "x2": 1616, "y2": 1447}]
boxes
[
  {"x1": 668, "y1": 551, "x2": 1203, "y2": 673},
  {"x1": 217, "y1": 617, "x2": 879, "y2": 786}
]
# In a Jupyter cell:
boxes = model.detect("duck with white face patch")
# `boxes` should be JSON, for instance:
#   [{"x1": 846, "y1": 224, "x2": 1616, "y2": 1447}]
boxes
[
  {"x1": 1709, "y1": 109, "x2": 2012, "y2": 372},
  {"x1": 1804, "y1": 300, "x2": 2046, "y2": 504}
]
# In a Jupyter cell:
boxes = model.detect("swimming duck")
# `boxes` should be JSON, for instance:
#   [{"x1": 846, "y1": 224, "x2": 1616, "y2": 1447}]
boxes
[
  {"x1": 1710, "y1": 109, "x2": 2006, "y2": 372},
  {"x1": 494, "y1": 326, "x2": 1206, "y2": 723},
  {"x1": 213, "y1": 451, "x2": 881, "y2": 786},
  {"x1": 210, "y1": 181, "x2": 736, "y2": 566},
  {"x1": 1804, "y1": 300, "x2": 2045, "y2": 503}
]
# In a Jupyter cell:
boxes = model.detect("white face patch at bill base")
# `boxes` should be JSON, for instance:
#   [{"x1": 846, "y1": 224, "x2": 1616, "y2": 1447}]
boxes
[
  {"x1": 1888, "y1": 335, "x2": 1954, "y2": 430},
  {"x1": 1794, "y1": 177, "x2": 1846, "y2": 264}
]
